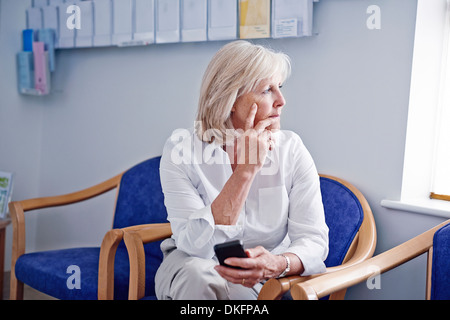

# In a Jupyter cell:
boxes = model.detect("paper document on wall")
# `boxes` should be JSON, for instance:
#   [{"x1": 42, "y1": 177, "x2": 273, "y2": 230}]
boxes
[
  {"x1": 23, "y1": 29, "x2": 34, "y2": 52},
  {"x1": 112, "y1": 0, "x2": 133, "y2": 45},
  {"x1": 42, "y1": 0, "x2": 66, "y2": 48},
  {"x1": 134, "y1": 0, "x2": 155, "y2": 44},
  {"x1": 17, "y1": 52, "x2": 35, "y2": 94},
  {"x1": 33, "y1": 41, "x2": 51, "y2": 95},
  {"x1": 75, "y1": 0, "x2": 94, "y2": 47},
  {"x1": 48, "y1": 0, "x2": 66, "y2": 5},
  {"x1": 27, "y1": 7, "x2": 43, "y2": 30},
  {"x1": 181, "y1": 0, "x2": 207, "y2": 42},
  {"x1": 33, "y1": 0, "x2": 49, "y2": 8},
  {"x1": 58, "y1": 3, "x2": 75, "y2": 48},
  {"x1": 239, "y1": 0, "x2": 271, "y2": 39},
  {"x1": 272, "y1": 0, "x2": 314, "y2": 38},
  {"x1": 0, "y1": 171, "x2": 14, "y2": 219},
  {"x1": 93, "y1": 0, "x2": 113, "y2": 47},
  {"x1": 156, "y1": 0, "x2": 180, "y2": 43},
  {"x1": 37, "y1": 29, "x2": 56, "y2": 72},
  {"x1": 42, "y1": 5, "x2": 58, "y2": 47},
  {"x1": 207, "y1": 0, "x2": 237, "y2": 40}
]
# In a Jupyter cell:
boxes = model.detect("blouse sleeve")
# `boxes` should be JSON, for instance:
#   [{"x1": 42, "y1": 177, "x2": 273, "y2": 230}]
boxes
[{"x1": 285, "y1": 134, "x2": 329, "y2": 276}]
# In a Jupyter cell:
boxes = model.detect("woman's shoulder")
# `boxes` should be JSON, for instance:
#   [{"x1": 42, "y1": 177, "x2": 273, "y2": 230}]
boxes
[
  {"x1": 162, "y1": 127, "x2": 201, "y2": 154},
  {"x1": 161, "y1": 128, "x2": 197, "y2": 165},
  {"x1": 276, "y1": 129, "x2": 304, "y2": 147}
]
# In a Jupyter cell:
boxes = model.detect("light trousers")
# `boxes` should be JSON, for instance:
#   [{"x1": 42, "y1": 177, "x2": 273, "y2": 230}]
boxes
[{"x1": 155, "y1": 238, "x2": 262, "y2": 300}]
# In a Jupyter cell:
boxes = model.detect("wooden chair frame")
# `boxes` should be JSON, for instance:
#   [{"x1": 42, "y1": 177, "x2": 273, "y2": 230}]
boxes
[
  {"x1": 121, "y1": 174, "x2": 377, "y2": 300},
  {"x1": 123, "y1": 223, "x2": 172, "y2": 299},
  {"x1": 9, "y1": 173, "x2": 127, "y2": 300},
  {"x1": 257, "y1": 174, "x2": 377, "y2": 299},
  {"x1": 291, "y1": 219, "x2": 450, "y2": 300}
]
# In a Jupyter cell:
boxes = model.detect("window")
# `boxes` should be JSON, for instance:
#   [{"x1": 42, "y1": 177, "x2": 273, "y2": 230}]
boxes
[
  {"x1": 381, "y1": 0, "x2": 450, "y2": 218},
  {"x1": 430, "y1": 2, "x2": 450, "y2": 201}
]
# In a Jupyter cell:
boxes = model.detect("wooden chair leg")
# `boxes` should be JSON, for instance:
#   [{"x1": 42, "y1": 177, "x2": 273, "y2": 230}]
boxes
[{"x1": 10, "y1": 269, "x2": 24, "y2": 300}]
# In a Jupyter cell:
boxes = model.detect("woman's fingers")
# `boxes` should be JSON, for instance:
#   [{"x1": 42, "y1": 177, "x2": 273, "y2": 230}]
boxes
[
  {"x1": 235, "y1": 103, "x2": 278, "y2": 170},
  {"x1": 253, "y1": 117, "x2": 277, "y2": 135},
  {"x1": 244, "y1": 103, "x2": 258, "y2": 131},
  {"x1": 214, "y1": 264, "x2": 263, "y2": 288}
]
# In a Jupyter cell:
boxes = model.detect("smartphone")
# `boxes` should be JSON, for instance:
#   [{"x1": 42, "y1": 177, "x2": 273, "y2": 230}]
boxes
[{"x1": 214, "y1": 240, "x2": 247, "y2": 268}]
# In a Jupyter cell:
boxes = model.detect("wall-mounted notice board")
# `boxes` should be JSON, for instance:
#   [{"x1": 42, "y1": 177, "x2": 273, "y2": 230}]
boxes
[{"x1": 17, "y1": 0, "x2": 319, "y2": 95}]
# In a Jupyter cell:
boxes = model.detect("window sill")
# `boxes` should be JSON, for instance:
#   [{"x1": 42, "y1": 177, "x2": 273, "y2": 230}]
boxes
[{"x1": 381, "y1": 198, "x2": 450, "y2": 219}]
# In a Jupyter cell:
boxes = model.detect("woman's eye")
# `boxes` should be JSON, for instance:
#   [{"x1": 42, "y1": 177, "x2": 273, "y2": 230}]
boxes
[
  {"x1": 262, "y1": 84, "x2": 283, "y2": 94},
  {"x1": 263, "y1": 87, "x2": 272, "y2": 94}
]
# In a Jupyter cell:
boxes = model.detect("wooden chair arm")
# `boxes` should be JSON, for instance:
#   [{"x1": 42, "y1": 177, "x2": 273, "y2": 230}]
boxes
[
  {"x1": 16, "y1": 174, "x2": 122, "y2": 212},
  {"x1": 291, "y1": 219, "x2": 450, "y2": 300},
  {"x1": 122, "y1": 223, "x2": 172, "y2": 300},
  {"x1": 257, "y1": 257, "x2": 371, "y2": 300},
  {"x1": 123, "y1": 223, "x2": 172, "y2": 243},
  {"x1": 9, "y1": 173, "x2": 122, "y2": 250}
]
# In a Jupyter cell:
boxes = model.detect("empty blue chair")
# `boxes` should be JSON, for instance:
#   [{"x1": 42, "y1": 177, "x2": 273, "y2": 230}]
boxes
[
  {"x1": 9, "y1": 156, "x2": 167, "y2": 300},
  {"x1": 291, "y1": 220, "x2": 450, "y2": 300},
  {"x1": 431, "y1": 223, "x2": 450, "y2": 300}
]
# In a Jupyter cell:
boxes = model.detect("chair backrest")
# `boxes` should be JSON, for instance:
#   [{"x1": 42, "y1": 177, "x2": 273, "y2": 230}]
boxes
[
  {"x1": 113, "y1": 156, "x2": 168, "y2": 229},
  {"x1": 431, "y1": 223, "x2": 450, "y2": 300},
  {"x1": 320, "y1": 176, "x2": 364, "y2": 268},
  {"x1": 112, "y1": 156, "x2": 169, "y2": 299}
]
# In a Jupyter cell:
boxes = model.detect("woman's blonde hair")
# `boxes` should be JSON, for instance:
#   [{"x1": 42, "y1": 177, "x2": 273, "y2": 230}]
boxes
[{"x1": 196, "y1": 40, "x2": 291, "y2": 144}]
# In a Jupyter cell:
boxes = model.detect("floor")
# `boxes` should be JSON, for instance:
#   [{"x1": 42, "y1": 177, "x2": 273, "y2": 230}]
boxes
[{"x1": 2, "y1": 271, "x2": 56, "y2": 300}]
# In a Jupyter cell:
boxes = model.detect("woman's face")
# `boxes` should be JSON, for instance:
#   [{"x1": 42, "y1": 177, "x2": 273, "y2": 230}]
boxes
[{"x1": 230, "y1": 74, "x2": 286, "y2": 132}]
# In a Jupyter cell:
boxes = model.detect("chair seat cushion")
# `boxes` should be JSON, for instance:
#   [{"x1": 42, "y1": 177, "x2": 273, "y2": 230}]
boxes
[
  {"x1": 15, "y1": 243, "x2": 163, "y2": 300},
  {"x1": 15, "y1": 247, "x2": 105, "y2": 300}
]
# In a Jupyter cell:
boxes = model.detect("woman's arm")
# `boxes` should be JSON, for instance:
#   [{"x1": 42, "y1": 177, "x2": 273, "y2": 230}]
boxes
[{"x1": 211, "y1": 104, "x2": 275, "y2": 226}]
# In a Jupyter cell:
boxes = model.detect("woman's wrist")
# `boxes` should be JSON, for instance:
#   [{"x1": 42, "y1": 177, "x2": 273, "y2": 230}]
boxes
[
  {"x1": 211, "y1": 164, "x2": 257, "y2": 226},
  {"x1": 234, "y1": 163, "x2": 260, "y2": 178},
  {"x1": 277, "y1": 254, "x2": 290, "y2": 278}
]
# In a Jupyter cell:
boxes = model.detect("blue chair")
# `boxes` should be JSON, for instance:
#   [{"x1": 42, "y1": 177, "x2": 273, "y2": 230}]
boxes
[
  {"x1": 120, "y1": 174, "x2": 377, "y2": 300},
  {"x1": 9, "y1": 156, "x2": 168, "y2": 300},
  {"x1": 291, "y1": 220, "x2": 450, "y2": 300},
  {"x1": 430, "y1": 222, "x2": 450, "y2": 300}
]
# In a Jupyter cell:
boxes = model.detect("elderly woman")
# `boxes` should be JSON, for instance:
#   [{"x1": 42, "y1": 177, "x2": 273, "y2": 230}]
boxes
[{"x1": 155, "y1": 40, "x2": 328, "y2": 300}]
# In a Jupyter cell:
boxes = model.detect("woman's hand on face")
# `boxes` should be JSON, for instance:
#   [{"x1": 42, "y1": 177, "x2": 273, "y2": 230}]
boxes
[
  {"x1": 213, "y1": 246, "x2": 286, "y2": 288},
  {"x1": 235, "y1": 104, "x2": 276, "y2": 173}
]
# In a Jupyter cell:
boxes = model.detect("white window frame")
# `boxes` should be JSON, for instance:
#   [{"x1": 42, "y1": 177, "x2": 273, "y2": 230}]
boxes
[{"x1": 381, "y1": 0, "x2": 450, "y2": 218}]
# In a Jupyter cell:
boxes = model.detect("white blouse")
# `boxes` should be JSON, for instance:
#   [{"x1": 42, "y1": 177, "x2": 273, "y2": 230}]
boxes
[{"x1": 159, "y1": 128, "x2": 329, "y2": 276}]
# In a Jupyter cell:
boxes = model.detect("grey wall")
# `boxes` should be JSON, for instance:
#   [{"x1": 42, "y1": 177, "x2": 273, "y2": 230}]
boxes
[{"x1": 1, "y1": 0, "x2": 446, "y2": 299}]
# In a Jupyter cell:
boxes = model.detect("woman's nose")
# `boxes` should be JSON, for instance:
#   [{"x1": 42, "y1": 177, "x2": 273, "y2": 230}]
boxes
[{"x1": 275, "y1": 91, "x2": 286, "y2": 108}]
